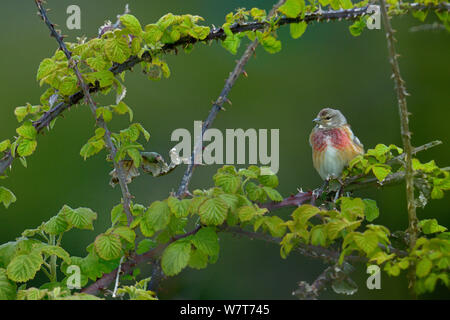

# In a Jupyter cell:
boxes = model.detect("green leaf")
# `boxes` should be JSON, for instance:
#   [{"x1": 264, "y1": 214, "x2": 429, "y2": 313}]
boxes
[
  {"x1": 353, "y1": 232, "x2": 378, "y2": 255},
  {"x1": 238, "y1": 206, "x2": 257, "y2": 222},
  {"x1": 144, "y1": 24, "x2": 164, "y2": 44},
  {"x1": 91, "y1": 70, "x2": 115, "y2": 87},
  {"x1": 0, "y1": 242, "x2": 17, "y2": 268},
  {"x1": 221, "y1": 30, "x2": 241, "y2": 55},
  {"x1": 61, "y1": 206, "x2": 97, "y2": 230},
  {"x1": 198, "y1": 197, "x2": 228, "y2": 226},
  {"x1": 263, "y1": 187, "x2": 283, "y2": 202},
  {"x1": 188, "y1": 249, "x2": 208, "y2": 269},
  {"x1": 17, "y1": 139, "x2": 37, "y2": 157},
  {"x1": 113, "y1": 226, "x2": 136, "y2": 244},
  {"x1": 43, "y1": 215, "x2": 69, "y2": 235},
  {"x1": 39, "y1": 245, "x2": 71, "y2": 264},
  {"x1": 0, "y1": 187, "x2": 16, "y2": 209},
  {"x1": 104, "y1": 37, "x2": 131, "y2": 63},
  {"x1": 310, "y1": 226, "x2": 327, "y2": 246},
  {"x1": 213, "y1": 173, "x2": 241, "y2": 193},
  {"x1": 416, "y1": 258, "x2": 432, "y2": 278},
  {"x1": 145, "y1": 201, "x2": 171, "y2": 231},
  {"x1": 340, "y1": 197, "x2": 365, "y2": 218},
  {"x1": 291, "y1": 204, "x2": 320, "y2": 226},
  {"x1": 111, "y1": 204, "x2": 127, "y2": 226},
  {"x1": 290, "y1": 21, "x2": 307, "y2": 39},
  {"x1": 264, "y1": 216, "x2": 286, "y2": 238},
  {"x1": 136, "y1": 239, "x2": 157, "y2": 254},
  {"x1": 258, "y1": 173, "x2": 279, "y2": 188},
  {"x1": 278, "y1": 0, "x2": 305, "y2": 18},
  {"x1": 161, "y1": 240, "x2": 191, "y2": 276},
  {"x1": 371, "y1": 165, "x2": 391, "y2": 182},
  {"x1": 0, "y1": 139, "x2": 10, "y2": 152},
  {"x1": 59, "y1": 76, "x2": 78, "y2": 95},
  {"x1": 167, "y1": 197, "x2": 190, "y2": 218},
  {"x1": 260, "y1": 35, "x2": 281, "y2": 54},
  {"x1": 36, "y1": 58, "x2": 57, "y2": 81},
  {"x1": 0, "y1": 268, "x2": 16, "y2": 300},
  {"x1": 120, "y1": 14, "x2": 143, "y2": 36},
  {"x1": 16, "y1": 122, "x2": 37, "y2": 140},
  {"x1": 419, "y1": 219, "x2": 447, "y2": 234},
  {"x1": 7, "y1": 250, "x2": 43, "y2": 282},
  {"x1": 191, "y1": 227, "x2": 219, "y2": 257},
  {"x1": 363, "y1": 199, "x2": 379, "y2": 222},
  {"x1": 94, "y1": 233, "x2": 122, "y2": 260},
  {"x1": 111, "y1": 101, "x2": 133, "y2": 122}
]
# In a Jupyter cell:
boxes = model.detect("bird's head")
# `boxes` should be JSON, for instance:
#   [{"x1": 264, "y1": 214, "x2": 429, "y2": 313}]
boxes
[{"x1": 313, "y1": 108, "x2": 347, "y2": 128}]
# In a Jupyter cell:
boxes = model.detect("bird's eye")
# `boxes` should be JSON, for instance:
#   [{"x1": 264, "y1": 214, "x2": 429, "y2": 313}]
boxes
[{"x1": 324, "y1": 116, "x2": 331, "y2": 120}]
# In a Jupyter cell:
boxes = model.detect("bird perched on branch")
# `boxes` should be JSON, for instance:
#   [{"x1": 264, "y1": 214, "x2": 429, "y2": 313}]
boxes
[{"x1": 309, "y1": 108, "x2": 364, "y2": 182}]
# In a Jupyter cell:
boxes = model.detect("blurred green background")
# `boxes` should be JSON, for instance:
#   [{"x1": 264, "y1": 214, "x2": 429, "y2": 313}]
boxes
[{"x1": 0, "y1": 0, "x2": 449, "y2": 299}]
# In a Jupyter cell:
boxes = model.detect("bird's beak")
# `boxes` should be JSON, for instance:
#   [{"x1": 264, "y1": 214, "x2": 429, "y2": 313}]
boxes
[{"x1": 313, "y1": 117, "x2": 320, "y2": 124}]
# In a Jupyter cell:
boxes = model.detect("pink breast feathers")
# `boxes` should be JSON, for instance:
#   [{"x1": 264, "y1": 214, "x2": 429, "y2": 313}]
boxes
[{"x1": 311, "y1": 127, "x2": 351, "y2": 151}]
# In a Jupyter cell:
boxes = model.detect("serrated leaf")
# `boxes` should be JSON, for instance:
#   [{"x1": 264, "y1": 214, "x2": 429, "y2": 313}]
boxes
[
  {"x1": 188, "y1": 249, "x2": 208, "y2": 269},
  {"x1": 17, "y1": 139, "x2": 37, "y2": 157},
  {"x1": 43, "y1": 215, "x2": 69, "y2": 235},
  {"x1": 363, "y1": 199, "x2": 379, "y2": 222},
  {"x1": 145, "y1": 201, "x2": 171, "y2": 231},
  {"x1": 310, "y1": 226, "x2": 326, "y2": 246},
  {"x1": 16, "y1": 122, "x2": 37, "y2": 140},
  {"x1": 419, "y1": 219, "x2": 447, "y2": 234},
  {"x1": 0, "y1": 187, "x2": 16, "y2": 209},
  {"x1": 371, "y1": 165, "x2": 391, "y2": 182},
  {"x1": 191, "y1": 227, "x2": 219, "y2": 257},
  {"x1": 161, "y1": 240, "x2": 191, "y2": 276},
  {"x1": 291, "y1": 204, "x2": 320, "y2": 225},
  {"x1": 104, "y1": 37, "x2": 131, "y2": 63},
  {"x1": 113, "y1": 226, "x2": 136, "y2": 244},
  {"x1": 416, "y1": 258, "x2": 432, "y2": 278},
  {"x1": 0, "y1": 268, "x2": 16, "y2": 300},
  {"x1": 290, "y1": 21, "x2": 307, "y2": 39},
  {"x1": 263, "y1": 187, "x2": 283, "y2": 201},
  {"x1": 62, "y1": 206, "x2": 97, "y2": 230},
  {"x1": 167, "y1": 197, "x2": 190, "y2": 218},
  {"x1": 7, "y1": 250, "x2": 43, "y2": 282},
  {"x1": 278, "y1": 0, "x2": 305, "y2": 18},
  {"x1": 94, "y1": 233, "x2": 122, "y2": 260},
  {"x1": 198, "y1": 197, "x2": 228, "y2": 226},
  {"x1": 353, "y1": 233, "x2": 378, "y2": 255},
  {"x1": 39, "y1": 245, "x2": 71, "y2": 264},
  {"x1": 213, "y1": 173, "x2": 241, "y2": 193},
  {"x1": 120, "y1": 14, "x2": 142, "y2": 36}
]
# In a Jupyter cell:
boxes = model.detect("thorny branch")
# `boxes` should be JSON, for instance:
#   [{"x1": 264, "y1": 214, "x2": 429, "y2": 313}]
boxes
[
  {"x1": 379, "y1": 0, "x2": 418, "y2": 294},
  {"x1": 34, "y1": 0, "x2": 134, "y2": 224}
]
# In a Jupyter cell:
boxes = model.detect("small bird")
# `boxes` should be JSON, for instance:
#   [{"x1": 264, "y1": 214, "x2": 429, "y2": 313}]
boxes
[{"x1": 309, "y1": 108, "x2": 364, "y2": 181}]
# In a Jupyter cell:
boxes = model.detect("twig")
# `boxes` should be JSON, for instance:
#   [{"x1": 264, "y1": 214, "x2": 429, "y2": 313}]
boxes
[
  {"x1": 112, "y1": 256, "x2": 124, "y2": 298},
  {"x1": 34, "y1": 0, "x2": 134, "y2": 224},
  {"x1": 379, "y1": 0, "x2": 418, "y2": 294},
  {"x1": 175, "y1": 0, "x2": 287, "y2": 197}
]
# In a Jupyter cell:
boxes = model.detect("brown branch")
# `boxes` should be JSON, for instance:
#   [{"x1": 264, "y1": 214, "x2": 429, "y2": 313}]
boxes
[{"x1": 379, "y1": 0, "x2": 418, "y2": 294}]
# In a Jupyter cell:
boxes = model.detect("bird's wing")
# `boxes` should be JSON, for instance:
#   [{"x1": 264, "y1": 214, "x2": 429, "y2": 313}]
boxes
[{"x1": 343, "y1": 124, "x2": 364, "y2": 154}]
